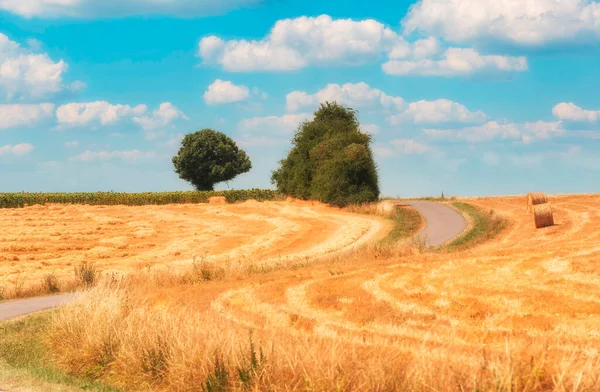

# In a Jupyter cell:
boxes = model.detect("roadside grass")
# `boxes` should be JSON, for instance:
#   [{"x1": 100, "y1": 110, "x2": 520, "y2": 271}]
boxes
[
  {"x1": 381, "y1": 205, "x2": 423, "y2": 244},
  {"x1": 445, "y1": 201, "x2": 508, "y2": 250},
  {"x1": 0, "y1": 312, "x2": 120, "y2": 392}
]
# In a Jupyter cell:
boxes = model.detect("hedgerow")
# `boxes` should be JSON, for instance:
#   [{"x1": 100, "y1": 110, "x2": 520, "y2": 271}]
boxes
[{"x1": 0, "y1": 189, "x2": 281, "y2": 209}]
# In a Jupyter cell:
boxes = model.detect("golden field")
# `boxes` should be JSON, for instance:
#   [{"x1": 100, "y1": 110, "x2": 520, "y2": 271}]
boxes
[
  {"x1": 6, "y1": 194, "x2": 600, "y2": 391},
  {"x1": 0, "y1": 199, "x2": 389, "y2": 298}
]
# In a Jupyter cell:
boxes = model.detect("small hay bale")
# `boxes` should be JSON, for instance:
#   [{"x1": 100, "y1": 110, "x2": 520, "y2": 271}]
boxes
[
  {"x1": 208, "y1": 196, "x2": 227, "y2": 205},
  {"x1": 533, "y1": 204, "x2": 554, "y2": 229},
  {"x1": 527, "y1": 192, "x2": 548, "y2": 213}
]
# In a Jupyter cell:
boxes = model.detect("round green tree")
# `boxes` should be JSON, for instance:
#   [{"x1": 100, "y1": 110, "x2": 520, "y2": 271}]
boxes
[{"x1": 172, "y1": 129, "x2": 252, "y2": 191}]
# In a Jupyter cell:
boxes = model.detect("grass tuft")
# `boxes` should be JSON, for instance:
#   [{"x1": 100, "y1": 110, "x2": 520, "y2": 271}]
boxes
[{"x1": 446, "y1": 202, "x2": 508, "y2": 250}]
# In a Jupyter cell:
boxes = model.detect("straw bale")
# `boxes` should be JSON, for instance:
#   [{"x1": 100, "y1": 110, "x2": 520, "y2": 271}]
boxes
[{"x1": 534, "y1": 203, "x2": 554, "y2": 228}]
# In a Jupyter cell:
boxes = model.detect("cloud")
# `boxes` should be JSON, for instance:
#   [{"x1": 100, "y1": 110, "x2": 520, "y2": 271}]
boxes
[
  {"x1": 0, "y1": 103, "x2": 55, "y2": 129},
  {"x1": 383, "y1": 47, "x2": 527, "y2": 76},
  {"x1": 286, "y1": 82, "x2": 405, "y2": 112},
  {"x1": 0, "y1": 143, "x2": 34, "y2": 156},
  {"x1": 239, "y1": 113, "x2": 313, "y2": 134},
  {"x1": 56, "y1": 101, "x2": 184, "y2": 134},
  {"x1": 65, "y1": 140, "x2": 79, "y2": 148},
  {"x1": 0, "y1": 33, "x2": 69, "y2": 99},
  {"x1": 204, "y1": 79, "x2": 251, "y2": 105},
  {"x1": 199, "y1": 15, "x2": 399, "y2": 71},
  {"x1": 553, "y1": 102, "x2": 600, "y2": 122},
  {"x1": 199, "y1": 14, "x2": 528, "y2": 76},
  {"x1": 71, "y1": 150, "x2": 157, "y2": 163},
  {"x1": 0, "y1": 0, "x2": 263, "y2": 18},
  {"x1": 133, "y1": 102, "x2": 187, "y2": 133},
  {"x1": 361, "y1": 124, "x2": 380, "y2": 135},
  {"x1": 402, "y1": 0, "x2": 600, "y2": 47},
  {"x1": 387, "y1": 99, "x2": 487, "y2": 124},
  {"x1": 424, "y1": 120, "x2": 565, "y2": 143},
  {"x1": 56, "y1": 101, "x2": 147, "y2": 127},
  {"x1": 288, "y1": 82, "x2": 485, "y2": 125}
]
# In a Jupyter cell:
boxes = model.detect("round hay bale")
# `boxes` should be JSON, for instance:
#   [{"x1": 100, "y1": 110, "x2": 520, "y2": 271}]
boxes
[
  {"x1": 527, "y1": 192, "x2": 548, "y2": 213},
  {"x1": 208, "y1": 196, "x2": 227, "y2": 205},
  {"x1": 533, "y1": 203, "x2": 554, "y2": 229}
]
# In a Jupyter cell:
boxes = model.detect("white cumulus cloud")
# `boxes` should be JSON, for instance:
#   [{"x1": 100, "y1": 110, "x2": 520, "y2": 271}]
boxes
[
  {"x1": 0, "y1": 143, "x2": 34, "y2": 156},
  {"x1": 402, "y1": 0, "x2": 600, "y2": 47},
  {"x1": 56, "y1": 101, "x2": 148, "y2": 127},
  {"x1": 204, "y1": 79, "x2": 251, "y2": 105},
  {"x1": 0, "y1": 0, "x2": 263, "y2": 18},
  {"x1": 56, "y1": 101, "x2": 186, "y2": 134},
  {"x1": 0, "y1": 103, "x2": 55, "y2": 129},
  {"x1": 133, "y1": 102, "x2": 187, "y2": 131},
  {"x1": 287, "y1": 82, "x2": 485, "y2": 125},
  {"x1": 424, "y1": 120, "x2": 565, "y2": 143},
  {"x1": 0, "y1": 33, "x2": 71, "y2": 99},
  {"x1": 553, "y1": 102, "x2": 600, "y2": 122},
  {"x1": 286, "y1": 82, "x2": 405, "y2": 112},
  {"x1": 387, "y1": 99, "x2": 487, "y2": 124},
  {"x1": 383, "y1": 46, "x2": 527, "y2": 76},
  {"x1": 199, "y1": 15, "x2": 399, "y2": 71}
]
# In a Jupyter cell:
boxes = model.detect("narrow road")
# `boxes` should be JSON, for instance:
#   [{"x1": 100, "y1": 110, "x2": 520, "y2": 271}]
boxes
[
  {"x1": 0, "y1": 294, "x2": 78, "y2": 321},
  {"x1": 405, "y1": 201, "x2": 468, "y2": 247}
]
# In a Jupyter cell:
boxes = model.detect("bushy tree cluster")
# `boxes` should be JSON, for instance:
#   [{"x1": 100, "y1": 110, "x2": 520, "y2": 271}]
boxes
[{"x1": 271, "y1": 102, "x2": 380, "y2": 207}]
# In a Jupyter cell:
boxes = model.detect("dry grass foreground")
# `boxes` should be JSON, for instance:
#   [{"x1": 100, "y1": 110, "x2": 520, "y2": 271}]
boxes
[
  {"x1": 0, "y1": 199, "x2": 390, "y2": 299},
  {"x1": 43, "y1": 194, "x2": 600, "y2": 390}
]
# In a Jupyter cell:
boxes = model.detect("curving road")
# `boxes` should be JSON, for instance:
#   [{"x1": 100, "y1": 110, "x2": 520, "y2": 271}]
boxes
[{"x1": 405, "y1": 201, "x2": 468, "y2": 247}]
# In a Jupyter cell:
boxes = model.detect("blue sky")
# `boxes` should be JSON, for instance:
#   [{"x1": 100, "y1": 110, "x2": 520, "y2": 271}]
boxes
[{"x1": 0, "y1": 0, "x2": 599, "y2": 197}]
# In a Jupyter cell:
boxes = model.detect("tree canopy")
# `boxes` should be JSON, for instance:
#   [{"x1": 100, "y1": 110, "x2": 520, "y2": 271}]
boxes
[
  {"x1": 271, "y1": 102, "x2": 380, "y2": 207},
  {"x1": 172, "y1": 129, "x2": 252, "y2": 191}
]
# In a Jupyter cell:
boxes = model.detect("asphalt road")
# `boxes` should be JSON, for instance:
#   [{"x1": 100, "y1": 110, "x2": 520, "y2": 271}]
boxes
[
  {"x1": 405, "y1": 201, "x2": 468, "y2": 247},
  {"x1": 0, "y1": 293, "x2": 78, "y2": 321}
]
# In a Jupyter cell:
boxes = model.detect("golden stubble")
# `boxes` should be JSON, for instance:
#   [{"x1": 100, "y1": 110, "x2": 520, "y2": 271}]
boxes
[{"x1": 45, "y1": 194, "x2": 600, "y2": 390}]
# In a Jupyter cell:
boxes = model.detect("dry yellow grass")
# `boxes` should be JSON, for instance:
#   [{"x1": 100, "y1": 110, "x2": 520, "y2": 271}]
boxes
[
  {"x1": 208, "y1": 196, "x2": 227, "y2": 205},
  {"x1": 29, "y1": 195, "x2": 600, "y2": 390},
  {"x1": 0, "y1": 201, "x2": 390, "y2": 299}
]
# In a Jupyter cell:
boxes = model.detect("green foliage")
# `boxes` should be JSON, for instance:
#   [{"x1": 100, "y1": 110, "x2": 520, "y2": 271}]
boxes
[
  {"x1": 447, "y1": 202, "x2": 508, "y2": 250},
  {"x1": 172, "y1": 129, "x2": 252, "y2": 191},
  {"x1": 0, "y1": 189, "x2": 281, "y2": 209},
  {"x1": 141, "y1": 337, "x2": 170, "y2": 381},
  {"x1": 203, "y1": 355, "x2": 229, "y2": 392},
  {"x1": 272, "y1": 102, "x2": 380, "y2": 207},
  {"x1": 0, "y1": 313, "x2": 120, "y2": 391}
]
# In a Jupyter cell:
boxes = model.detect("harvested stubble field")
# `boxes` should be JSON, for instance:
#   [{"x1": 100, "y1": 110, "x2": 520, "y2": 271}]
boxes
[
  {"x1": 0, "y1": 199, "x2": 389, "y2": 298},
  {"x1": 7, "y1": 194, "x2": 600, "y2": 391}
]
